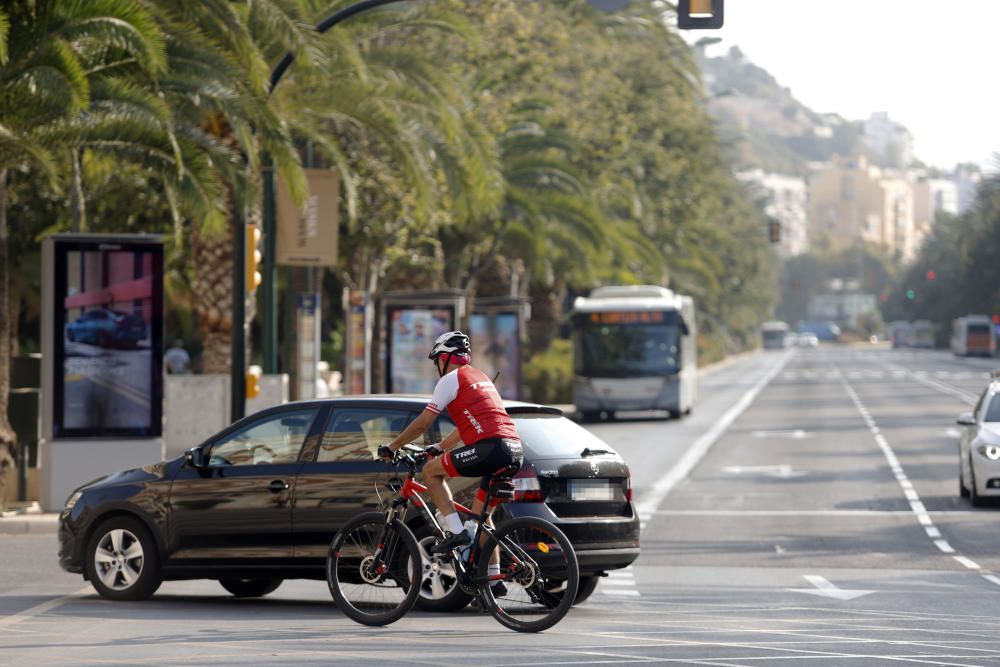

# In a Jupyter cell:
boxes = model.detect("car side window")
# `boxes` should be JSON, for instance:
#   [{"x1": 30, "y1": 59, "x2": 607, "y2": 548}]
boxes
[
  {"x1": 435, "y1": 415, "x2": 458, "y2": 443},
  {"x1": 209, "y1": 408, "x2": 318, "y2": 467},
  {"x1": 318, "y1": 409, "x2": 416, "y2": 462}
]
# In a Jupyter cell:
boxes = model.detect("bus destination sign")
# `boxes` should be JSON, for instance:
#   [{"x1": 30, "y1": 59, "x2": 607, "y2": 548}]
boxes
[{"x1": 589, "y1": 311, "x2": 665, "y2": 325}]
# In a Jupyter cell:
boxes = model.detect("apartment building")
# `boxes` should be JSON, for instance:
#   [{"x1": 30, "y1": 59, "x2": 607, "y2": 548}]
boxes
[
  {"x1": 738, "y1": 169, "x2": 809, "y2": 256},
  {"x1": 807, "y1": 156, "x2": 917, "y2": 261}
]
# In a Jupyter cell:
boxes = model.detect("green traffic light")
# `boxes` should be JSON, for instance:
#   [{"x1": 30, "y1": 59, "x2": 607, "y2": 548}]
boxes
[{"x1": 906, "y1": 290, "x2": 915, "y2": 300}]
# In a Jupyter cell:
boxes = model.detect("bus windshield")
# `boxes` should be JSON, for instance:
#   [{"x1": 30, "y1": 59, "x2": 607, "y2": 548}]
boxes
[{"x1": 575, "y1": 312, "x2": 681, "y2": 377}]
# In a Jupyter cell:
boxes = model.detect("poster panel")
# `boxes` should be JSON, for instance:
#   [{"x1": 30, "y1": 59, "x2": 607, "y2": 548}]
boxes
[
  {"x1": 53, "y1": 238, "x2": 163, "y2": 437},
  {"x1": 469, "y1": 312, "x2": 521, "y2": 399},
  {"x1": 297, "y1": 293, "x2": 320, "y2": 400},
  {"x1": 276, "y1": 168, "x2": 339, "y2": 266},
  {"x1": 387, "y1": 306, "x2": 454, "y2": 394},
  {"x1": 344, "y1": 289, "x2": 370, "y2": 395}
]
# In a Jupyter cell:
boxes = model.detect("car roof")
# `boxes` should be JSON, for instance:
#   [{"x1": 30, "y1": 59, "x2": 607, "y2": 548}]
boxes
[{"x1": 278, "y1": 395, "x2": 564, "y2": 416}]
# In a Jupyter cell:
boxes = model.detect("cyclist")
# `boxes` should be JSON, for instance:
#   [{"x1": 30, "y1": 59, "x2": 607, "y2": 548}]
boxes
[{"x1": 380, "y1": 330, "x2": 523, "y2": 588}]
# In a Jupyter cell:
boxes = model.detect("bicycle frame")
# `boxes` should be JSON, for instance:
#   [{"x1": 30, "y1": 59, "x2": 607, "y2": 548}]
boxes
[{"x1": 378, "y1": 467, "x2": 527, "y2": 587}]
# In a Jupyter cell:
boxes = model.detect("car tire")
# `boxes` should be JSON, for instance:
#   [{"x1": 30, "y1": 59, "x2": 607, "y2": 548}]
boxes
[
  {"x1": 666, "y1": 409, "x2": 681, "y2": 420},
  {"x1": 580, "y1": 411, "x2": 601, "y2": 423},
  {"x1": 411, "y1": 524, "x2": 473, "y2": 612},
  {"x1": 85, "y1": 516, "x2": 162, "y2": 601},
  {"x1": 67, "y1": 330, "x2": 76, "y2": 342},
  {"x1": 219, "y1": 578, "x2": 283, "y2": 598},
  {"x1": 573, "y1": 575, "x2": 601, "y2": 605},
  {"x1": 970, "y1": 465, "x2": 987, "y2": 508}
]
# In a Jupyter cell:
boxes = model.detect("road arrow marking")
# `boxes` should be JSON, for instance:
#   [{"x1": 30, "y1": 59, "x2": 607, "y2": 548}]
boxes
[
  {"x1": 751, "y1": 429, "x2": 812, "y2": 439},
  {"x1": 722, "y1": 464, "x2": 808, "y2": 479},
  {"x1": 789, "y1": 575, "x2": 875, "y2": 601}
]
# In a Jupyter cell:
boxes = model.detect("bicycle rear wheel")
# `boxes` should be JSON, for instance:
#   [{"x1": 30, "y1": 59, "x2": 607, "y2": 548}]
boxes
[
  {"x1": 327, "y1": 511, "x2": 421, "y2": 626},
  {"x1": 477, "y1": 516, "x2": 579, "y2": 633}
]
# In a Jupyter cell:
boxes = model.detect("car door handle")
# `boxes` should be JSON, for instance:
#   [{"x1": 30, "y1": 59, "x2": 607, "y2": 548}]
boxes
[{"x1": 268, "y1": 480, "x2": 290, "y2": 493}]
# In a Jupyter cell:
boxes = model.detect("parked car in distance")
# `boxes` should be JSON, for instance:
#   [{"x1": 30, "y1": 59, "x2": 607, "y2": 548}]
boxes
[
  {"x1": 59, "y1": 397, "x2": 638, "y2": 609},
  {"x1": 957, "y1": 375, "x2": 1000, "y2": 506},
  {"x1": 66, "y1": 308, "x2": 146, "y2": 349}
]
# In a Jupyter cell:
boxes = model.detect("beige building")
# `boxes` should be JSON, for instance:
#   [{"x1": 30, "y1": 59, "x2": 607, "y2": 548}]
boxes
[
  {"x1": 808, "y1": 157, "x2": 917, "y2": 261},
  {"x1": 738, "y1": 169, "x2": 808, "y2": 257}
]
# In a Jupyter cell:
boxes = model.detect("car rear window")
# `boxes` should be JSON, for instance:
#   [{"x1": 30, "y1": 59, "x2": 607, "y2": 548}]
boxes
[{"x1": 511, "y1": 414, "x2": 618, "y2": 459}]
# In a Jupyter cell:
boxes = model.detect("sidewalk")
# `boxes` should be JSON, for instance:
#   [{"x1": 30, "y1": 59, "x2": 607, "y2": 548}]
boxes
[{"x1": 0, "y1": 504, "x2": 59, "y2": 534}]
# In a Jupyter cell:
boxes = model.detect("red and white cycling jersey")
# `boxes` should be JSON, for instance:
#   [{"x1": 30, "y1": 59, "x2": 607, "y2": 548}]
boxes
[{"x1": 426, "y1": 366, "x2": 519, "y2": 444}]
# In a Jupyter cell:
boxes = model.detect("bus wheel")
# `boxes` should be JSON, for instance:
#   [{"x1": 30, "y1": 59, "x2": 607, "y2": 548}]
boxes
[
  {"x1": 666, "y1": 409, "x2": 680, "y2": 420},
  {"x1": 580, "y1": 411, "x2": 601, "y2": 423}
]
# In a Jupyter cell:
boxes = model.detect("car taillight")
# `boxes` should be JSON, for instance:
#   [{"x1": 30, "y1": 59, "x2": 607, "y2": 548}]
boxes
[
  {"x1": 513, "y1": 464, "x2": 544, "y2": 502},
  {"x1": 625, "y1": 468, "x2": 632, "y2": 502}
]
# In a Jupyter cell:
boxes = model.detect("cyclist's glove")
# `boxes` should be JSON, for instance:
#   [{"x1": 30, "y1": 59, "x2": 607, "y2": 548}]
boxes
[
  {"x1": 425, "y1": 444, "x2": 443, "y2": 458},
  {"x1": 377, "y1": 444, "x2": 395, "y2": 462}
]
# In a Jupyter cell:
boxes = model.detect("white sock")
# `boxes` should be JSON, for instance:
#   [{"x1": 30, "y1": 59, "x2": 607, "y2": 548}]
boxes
[
  {"x1": 488, "y1": 564, "x2": 500, "y2": 577},
  {"x1": 444, "y1": 512, "x2": 463, "y2": 534}
]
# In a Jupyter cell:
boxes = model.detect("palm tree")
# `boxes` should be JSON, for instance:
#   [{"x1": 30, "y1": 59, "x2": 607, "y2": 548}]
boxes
[{"x1": 0, "y1": 0, "x2": 164, "y2": 509}]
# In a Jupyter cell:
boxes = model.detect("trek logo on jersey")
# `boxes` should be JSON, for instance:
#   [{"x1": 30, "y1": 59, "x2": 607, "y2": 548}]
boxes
[
  {"x1": 463, "y1": 409, "x2": 484, "y2": 435},
  {"x1": 469, "y1": 380, "x2": 498, "y2": 392}
]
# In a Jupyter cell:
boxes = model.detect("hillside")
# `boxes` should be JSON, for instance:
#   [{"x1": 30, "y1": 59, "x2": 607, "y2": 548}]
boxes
[{"x1": 695, "y1": 46, "x2": 873, "y2": 176}]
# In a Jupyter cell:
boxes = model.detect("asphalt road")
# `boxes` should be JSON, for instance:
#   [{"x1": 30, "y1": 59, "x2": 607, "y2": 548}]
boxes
[{"x1": 5, "y1": 345, "x2": 1000, "y2": 665}]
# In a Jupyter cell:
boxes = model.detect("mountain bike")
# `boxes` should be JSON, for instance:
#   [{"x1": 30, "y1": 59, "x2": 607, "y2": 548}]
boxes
[{"x1": 326, "y1": 443, "x2": 579, "y2": 633}]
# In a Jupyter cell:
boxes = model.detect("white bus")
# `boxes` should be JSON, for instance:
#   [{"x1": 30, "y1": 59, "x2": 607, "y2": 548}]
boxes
[
  {"x1": 951, "y1": 315, "x2": 996, "y2": 357},
  {"x1": 761, "y1": 321, "x2": 790, "y2": 350},
  {"x1": 911, "y1": 320, "x2": 935, "y2": 349},
  {"x1": 888, "y1": 320, "x2": 913, "y2": 348},
  {"x1": 571, "y1": 285, "x2": 696, "y2": 421}
]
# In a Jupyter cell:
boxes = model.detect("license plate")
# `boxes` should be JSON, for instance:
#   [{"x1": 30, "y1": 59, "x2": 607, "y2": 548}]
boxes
[{"x1": 569, "y1": 479, "x2": 612, "y2": 501}]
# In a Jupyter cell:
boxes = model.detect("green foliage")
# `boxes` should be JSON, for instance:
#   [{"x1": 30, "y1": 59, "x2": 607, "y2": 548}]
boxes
[
  {"x1": 884, "y1": 167, "x2": 1000, "y2": 340},
  {"x1": 523, "y1": 338, "x2": 573, "y2": 405}
]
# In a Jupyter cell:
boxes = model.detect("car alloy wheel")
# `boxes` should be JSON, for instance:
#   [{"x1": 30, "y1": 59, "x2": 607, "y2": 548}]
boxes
[
  {"x1": 85, "y1": 516, "x2": 162, "y2": 601},
  {"x1": 95, "y1": 528, "x2": 144, "y2": 591},
  {"x1": 412, "y1": 525, "x2": 472, "y2": 612}
]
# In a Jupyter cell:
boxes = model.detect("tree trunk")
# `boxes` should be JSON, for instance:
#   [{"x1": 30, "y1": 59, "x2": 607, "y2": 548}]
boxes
[
  {"x1": 190, "y1": 222, "x2": 234, "y2": 374},
  {"x1": 0, "y1": 169, "x2": 17, "y2": 510},
  {"x1": 69, "y1": 148, "x2": 86, "y2": 233}
]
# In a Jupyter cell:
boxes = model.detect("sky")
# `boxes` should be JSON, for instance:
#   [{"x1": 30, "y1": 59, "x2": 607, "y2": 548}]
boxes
[{"x1": 690, "y1": 0, "x2": 1000, "y2": 171}]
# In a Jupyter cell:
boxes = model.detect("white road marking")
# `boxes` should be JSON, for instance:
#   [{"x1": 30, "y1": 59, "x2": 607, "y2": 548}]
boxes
[
  {"x1": 721, "y1": 464, "x2": 808, "y2": 479},
  {"x1": 838, "y1": 369, "x2": 993, "y2": 584},
  {"x1": 0, "y1": 586, "x2": 91, "y2": 629},
  {"x1": 597, "y1": 566, "x2": 641, "y2": 598},
  {"x1": 636, "y1": 350, "x2": 794, "y2": 526},
  {"x1": 788, "y1": 574, "x2": 876, "y2": 601},
  {"x1": 750, "y1": 429, "x2": 812, "y2": 439}
]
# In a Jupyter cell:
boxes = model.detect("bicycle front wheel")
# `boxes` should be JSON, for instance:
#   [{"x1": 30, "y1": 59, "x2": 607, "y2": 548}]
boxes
[
  {"x1": 327, "y1": 512, "x2": 421, "y2": 626},
  {"x1": 478, "y1": 516, "x2": 579, "y2": 633}
]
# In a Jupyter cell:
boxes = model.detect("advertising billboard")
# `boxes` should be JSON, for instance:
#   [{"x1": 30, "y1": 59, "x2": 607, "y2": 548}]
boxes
[
  {"x1": 469, "y1": 311, "x2": 521, "y2": 399},
  {"x1": 344, "y1": 288, "x2": 371, "y2": 394},
  {"x1": 52, "y1": 237, "x2": 164, "y2": 438},
  {"x1": 386, "y1": 306, "x2": 455, "y2": 394}
]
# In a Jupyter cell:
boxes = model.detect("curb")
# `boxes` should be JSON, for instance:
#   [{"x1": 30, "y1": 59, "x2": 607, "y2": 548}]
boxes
[{"x1": 0, "y1": 514, "x2": 59, "y2": 535}]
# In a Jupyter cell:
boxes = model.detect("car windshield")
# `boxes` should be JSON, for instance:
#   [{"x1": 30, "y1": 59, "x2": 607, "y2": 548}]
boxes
[
  {"x1": 985, "y1": 395, "x2": 1000, "y2": 422},
  {"x1": 511, "y1": 413, "x2": 618, "y2": 459},
  {"x1": 575, "y1": 311, "x2": 681, "y2": 378}
]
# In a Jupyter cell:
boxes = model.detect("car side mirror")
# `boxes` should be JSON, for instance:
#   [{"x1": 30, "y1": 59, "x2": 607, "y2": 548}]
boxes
[
  {"x1": 185, "y1": 447, "x2": 208, "y2": 468},
  {"x1": 957, "y1": 412, "x2": 976, "y2": 426}
]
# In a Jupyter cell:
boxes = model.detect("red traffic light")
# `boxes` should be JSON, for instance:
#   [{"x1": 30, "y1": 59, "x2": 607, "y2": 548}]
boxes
[
  {"x1": 926, "y1": 270, "x2": 936, "y2": 280},
  {"x1": 993, "y1": 314, "x2": 1000, "y2": 325}
]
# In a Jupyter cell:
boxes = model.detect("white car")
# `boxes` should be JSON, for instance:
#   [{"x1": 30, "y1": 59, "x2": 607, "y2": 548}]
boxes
[
  {"x1": 789, "y1": 332, "x2": 819, "y2": 348},
  {"x1": 957, "y1": 377, "x2": 1000, "y2": 506}
]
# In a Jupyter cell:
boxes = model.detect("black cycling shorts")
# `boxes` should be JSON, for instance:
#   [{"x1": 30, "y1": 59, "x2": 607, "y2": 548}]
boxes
[{"x1": 441, "y1": 437, "x2": 523, "y2": 483}]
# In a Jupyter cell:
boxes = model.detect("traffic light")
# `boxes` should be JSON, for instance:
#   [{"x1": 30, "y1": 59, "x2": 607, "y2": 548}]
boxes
[
  {"x1": 768, "y1": 220, "x2": 781, "y2": 244},
  {"x1": 993, "y1": 314, "x2": 1000, "y2": 325},
  {"x1": 926, "y1": 270, "x2": 936, "y2": 281},
  {"x1": 245, "y1": 224, "x2": 262, "y2": 295},
  {"x1": 678, "y1": 0, "x2": 724, "y2": 29},
  {"x1": 246, "y1": 364, "x2": 262, "y2": 399},
  {"x1": 906, "y1": 289, "x2": 916, "y2": 300}
]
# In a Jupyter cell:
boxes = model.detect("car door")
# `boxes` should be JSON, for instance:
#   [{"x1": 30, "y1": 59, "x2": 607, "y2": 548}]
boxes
[
  {"x1": 166, "y1": 406, "x2": 322, "y2": 565},
  {"x1": 291, "y1": 405, "x2": 421, "y2": 563}
]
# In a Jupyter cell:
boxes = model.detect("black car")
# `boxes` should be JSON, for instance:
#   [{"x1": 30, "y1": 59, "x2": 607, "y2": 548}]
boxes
[{"x1": 59, "y1": 397, "x2": 639, "y2": 608}]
